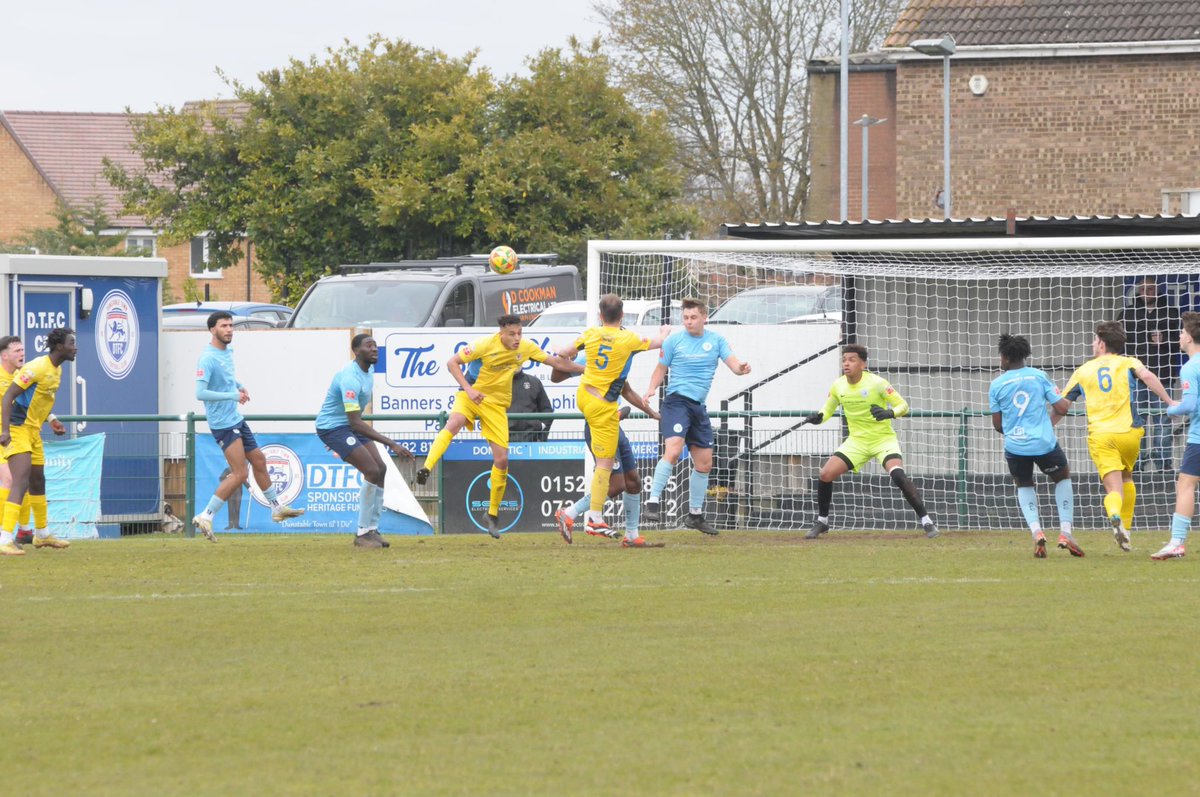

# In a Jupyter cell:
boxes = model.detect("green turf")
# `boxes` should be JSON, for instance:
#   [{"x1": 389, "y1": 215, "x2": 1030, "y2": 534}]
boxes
[{"x1": 2, "y1": 530, "x2": 1198, "y2": 796}]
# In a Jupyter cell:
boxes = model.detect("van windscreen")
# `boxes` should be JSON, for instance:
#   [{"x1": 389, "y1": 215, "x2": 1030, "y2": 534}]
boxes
[{"x1": 290, "y1": 280, "x2": 442, "y2": 328}]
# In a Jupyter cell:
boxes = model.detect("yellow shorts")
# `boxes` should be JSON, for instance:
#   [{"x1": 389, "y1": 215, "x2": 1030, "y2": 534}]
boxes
[
  {"x1": 577, "y1": 387, "x2": 619, "y2": 459},
  {"x1": 1087, "y1": 428, "x2": 1144, "y2": 477},
  {"x1": 450, "y1": 391, "x2": 509, "y2": 449},
  {"x1": 835, "y1": 434, "x2": 903, "y2": 473},
  {"x1": 3, "y1": 425, "x2": 44, "y2": 466}
]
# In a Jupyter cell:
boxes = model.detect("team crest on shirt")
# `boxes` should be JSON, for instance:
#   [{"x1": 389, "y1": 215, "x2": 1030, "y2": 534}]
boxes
[
  {"x1": 702, "y1": 342, "x2": 713, "y2": 351},
  {"x1": 249, "y1": 444, "x2": 305, "y2": 508},
  {"x1": 95, "y1": 289, "x2": 139, "y2": 380}
]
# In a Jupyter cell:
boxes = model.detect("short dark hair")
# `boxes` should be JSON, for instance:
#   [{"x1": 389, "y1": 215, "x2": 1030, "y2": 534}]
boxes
[
  {"x1": 680, "y1": 297, "x2": 707, "y2": 315},
  {"x1": 497, "y1": 314, "x2": 522, "y2": 328},
  {"x1": 47, "y1": 327, "x2": 75, "y2": 350},
  {"x1": 1183, "y1": 312, "x2": 1200, "y2": 342},
  {"x1": 351, "y1": 333, "x2": 373, "y2": 351},
  {"x1": 599, "y1": 294, "x2": 623, "y2": 324},
  {"x1": 0, "y1": 335, "x2": 21, "y2": 353},
  {"x1": 841, "y1": 344, "x2": 868, "y2": 362},
  {"x1": 998, "y1": 334, "x2": 1031, "y2": 362},
  {"x1": 207, "y1": 311, "x2": 233, "y2": 330},
  {"x1": 1095, "y1": 321, "x2": 1126, "y2": 354}
]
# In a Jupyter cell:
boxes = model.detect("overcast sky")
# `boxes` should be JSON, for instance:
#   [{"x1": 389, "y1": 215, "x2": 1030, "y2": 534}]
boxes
[{"x1": 3, "y1": 0, "x2": 607, "y2": 113}]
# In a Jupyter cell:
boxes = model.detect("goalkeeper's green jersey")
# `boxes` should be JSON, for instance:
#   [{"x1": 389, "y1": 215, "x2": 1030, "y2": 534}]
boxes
[{"x1": 818, "y1": 370, "x2": 910, "y2": 445}]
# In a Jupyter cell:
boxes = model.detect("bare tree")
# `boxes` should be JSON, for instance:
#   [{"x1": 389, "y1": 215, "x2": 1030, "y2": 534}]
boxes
[{"x1": 596, "y1": 0, "x2": 906, "y2": 227}]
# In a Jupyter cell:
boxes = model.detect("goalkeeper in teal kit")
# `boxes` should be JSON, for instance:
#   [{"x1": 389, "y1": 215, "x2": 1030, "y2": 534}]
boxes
[{"x1": 802, "y1": 344, "x2": 938, "y2": 539}]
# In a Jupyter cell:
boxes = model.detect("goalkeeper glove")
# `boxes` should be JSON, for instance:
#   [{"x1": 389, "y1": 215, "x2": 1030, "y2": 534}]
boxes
[
  {"x1": 870, "y1": 405, "x2": 895, "y2": 421},
  {"x1": 803, "y1": 412, "x2": 823, "y2": 425}
]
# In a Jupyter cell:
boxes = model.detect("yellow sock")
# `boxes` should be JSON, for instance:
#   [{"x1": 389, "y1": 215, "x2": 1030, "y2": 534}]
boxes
[
  {"x1": 1, "y1": 501, "x2": 19, "y2": 534},
  {"x1": 0, "y1": 487, "x2": 9, "y2": 508},
  {"x1": 1103, "y1": 491, "x2": 1123, "y2": 522},
  {"x1": 1121, "y1": 482, "x2": 1136, "y2": 530},
  {"x1": 20, "y1": 494, "x2": 32, "y2": 528},
  {"x1": 590, "y1": 467, "x2": 612, "y2": 514},
  {"x1": 423, "y1": 429, "x2": 454, "y2": 471},
  {"x1": 30, "y1": 494, "x2": 47, "y2": 530},
  {"x1": 488, "y1": 467, "x2": 507, "y2": 516}
]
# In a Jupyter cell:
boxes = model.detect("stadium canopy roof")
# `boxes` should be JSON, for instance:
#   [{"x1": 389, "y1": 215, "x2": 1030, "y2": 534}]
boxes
[{"x1": 721, "y1": 214, "x2": 1200, "y2": 240}]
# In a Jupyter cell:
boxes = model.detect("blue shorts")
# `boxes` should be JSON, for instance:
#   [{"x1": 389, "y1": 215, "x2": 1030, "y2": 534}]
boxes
[
  {"x1": 1005, "y1": 445, "x2": 1069, "y2": 482},
  {"x1": 1180, "y1": 443, "x2": 1200, "y2": 477},
  {"x1": 584, "y1": 424, "x2": 636, "y2": 474},
  {"x1": 659, "y1": 393, "x2": 713, "y2": 449},
  {"x1": 211, "y1": 421, "x2": 259, "y2": 454},
  {"x1": 317, "y1": 425, "x2": 368, "y2": 459}
]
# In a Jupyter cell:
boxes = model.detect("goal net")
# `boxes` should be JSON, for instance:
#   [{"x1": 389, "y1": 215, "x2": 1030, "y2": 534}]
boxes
[{"x1": 588, "y1": 236, "x2": 1200, "y2": 533}]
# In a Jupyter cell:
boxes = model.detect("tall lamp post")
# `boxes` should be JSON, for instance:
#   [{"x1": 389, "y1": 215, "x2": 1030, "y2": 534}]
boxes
[
  {"x1": 839, "y1": 0, "x2": 850, "y2": 221},
  {"x1": 909, "y1": 34, "x2": 956, "y2": 219},
  {"x1": 852, "y1": 114, "x2": 886, "y2": 220}
]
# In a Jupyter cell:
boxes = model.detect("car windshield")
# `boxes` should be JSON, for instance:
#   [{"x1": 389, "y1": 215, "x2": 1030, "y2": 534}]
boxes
[
  {"x1": 711, "y1": 292, "x2": 825, "y2": 325},
  {"x1": 529, "y1": 311, "x2": 588, "y2": 327},
  {"x1": 289, "y1": 280, "x2": 443, "y2": 328}
]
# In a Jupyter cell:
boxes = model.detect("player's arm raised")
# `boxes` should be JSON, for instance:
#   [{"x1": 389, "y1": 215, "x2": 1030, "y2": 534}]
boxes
[
  {"x1": 1135, "y1": 365, "x2": 1178, "y2": 406},
  {"x1": 446, "y1": 352, "x2": 485, "y2": 404}
]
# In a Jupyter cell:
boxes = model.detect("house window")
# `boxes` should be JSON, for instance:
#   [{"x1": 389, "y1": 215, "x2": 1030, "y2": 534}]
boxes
[
  {"x1": 190, "y1": 236, "x2": 222, "y2": 278},
  {"x1": 125, "y1": 235, "x2": 156, "y2": 256},
  {"x1": 1161, "y1": 188, "x2": 1200, "y2": 217}
]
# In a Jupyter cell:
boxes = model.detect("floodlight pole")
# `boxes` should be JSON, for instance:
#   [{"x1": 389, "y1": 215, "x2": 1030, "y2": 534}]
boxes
[
  {"x1": 909, "y1": 35, "x2": 956, "y2": 220},
  {"x1": 853, "y1": 115, "x2": 887, "y2": 220},
  {"x1": 839, "y1": 0, "x2": 849, "y2": 222}
]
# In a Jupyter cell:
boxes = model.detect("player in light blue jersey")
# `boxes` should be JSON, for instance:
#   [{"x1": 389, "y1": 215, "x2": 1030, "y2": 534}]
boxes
[
  {"x1": 192, "y1": 311, "x2": 304, "y2": 540},
  {"x1": 989, "y1": 334, "x2": 1079, "y2": 558},
  {"x1": 316, "y1": 333, "x2": 415, "y2": 550},
  {"x1": 1157, "y1": 312, "x2": 1200, "y2": 560},
  {"x1": 641, "y1": 298, "x2": 750, "y2": 534}
]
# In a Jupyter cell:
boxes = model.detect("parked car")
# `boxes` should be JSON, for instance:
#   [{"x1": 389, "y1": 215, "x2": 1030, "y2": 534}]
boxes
[
  {"x1": 163, "y1": 301, "x2": 293, "y2": 325},
  {"x1": 528, "y1": 299, "x2": 682, "y2": 327},
  {"x1": 708, "y1": 285, "x2": 842, "y2": 325},
  {"x1": 162, "y1": 314, "x2": 279, "y2": 331},
  {"x1": 285, "y1": 255, "x2": 580, "y2": 329}
]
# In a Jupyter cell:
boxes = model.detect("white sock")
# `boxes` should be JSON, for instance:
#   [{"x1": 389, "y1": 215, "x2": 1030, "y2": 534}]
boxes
[
  {"x1": 1029, "y1": 524, "x2": 1043, "y2": 539},
  {"x1": 624, "y1": 530, "x2": 639, "y2": 541},
  {"x1": 1061, "y1": 523, "x2": 1073, "y2": 537},
  {"x1": 586, "y1": 509, "x2": 605, "y2": 525},
  {"x1": 34, "y1": 527, "x2": 49, "y2": 540},
  {"x1": 356, "y1": 528, "x2": 371, "y2": 537},
  {"x1": 201, "y1": 509, "x2": 215, "y2": 520},
  {"x1": 920, "y1": 515, "x2": 932, "y2": 526},
  {"x1": 0, "y1": 531, "x2": 12, "y2": 546},
  {"x1": 818, "y1": 515, "x2": 829, "y2": 524}
]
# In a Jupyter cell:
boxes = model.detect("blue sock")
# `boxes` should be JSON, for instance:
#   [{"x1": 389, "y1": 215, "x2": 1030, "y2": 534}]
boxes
[
  {"x1": 650, "y1": 459, "x2": 673, "y2": 502},
  {"x1": 570, "y1": 493, "x2": 591, "y2": 518},
  {"x1": 1054, "y1": 479, "x2": 1074, "y2": 529},
  {"x1": 357, "y1": 483, "x2": 376, "y2": 529},
  {"x1": 204, "y1": 495, "x2": 225, "y2": 515},
  {"x1": 624, "y1": 492, "x2": 641, "y2": 533},
  {"x1": 1016, "y1": 486, "x2": 1040, "y2": 534},
  {"x1": 1170, "y1": 512, "x2": 1191, "y2": 544},
  {"x1": 262, "y1": 485, "x2": 280, "y2": 506},
  {"x1": 689, "y1": 470, "x2": 710, "y2": 513}
]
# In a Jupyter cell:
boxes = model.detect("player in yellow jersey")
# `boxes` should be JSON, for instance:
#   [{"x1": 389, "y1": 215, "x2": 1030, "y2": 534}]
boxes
[
  {"x1": 0, "y1": 327, "x2": 76, "y2": 556},
  {"x1": 0, "y1": 336, "x2": 38, "y2": 550},
  {"x1": 416, "y1": 314, "x2": 582, "y2": 538},
  {"x1": 569, "y1": 294, "x2": 671, "y2": 546},
  {"x1": 1059, "y1": 321, "x2": 1176, "y2": 551},
  {"x1": 802, "y1": 344, "x2": 939, "y2": 539}
]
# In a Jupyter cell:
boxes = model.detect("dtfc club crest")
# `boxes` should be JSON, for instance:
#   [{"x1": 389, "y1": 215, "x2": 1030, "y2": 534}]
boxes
[
  {"x1": 95, "y1": 289, "x2": 139, "y2": 380},
  {"x1": 249, "y1": 444, "x2": 305, "y2": 508}
]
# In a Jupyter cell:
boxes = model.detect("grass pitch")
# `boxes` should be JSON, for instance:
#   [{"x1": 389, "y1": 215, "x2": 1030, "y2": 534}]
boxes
[{"x1": 2, "y1": 530, "x2": 1198, "y2": 796}]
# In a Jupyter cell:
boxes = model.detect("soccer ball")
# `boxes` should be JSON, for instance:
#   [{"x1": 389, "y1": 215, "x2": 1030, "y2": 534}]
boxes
[{"x1": 488, "y1": 245, "x2": 518, "y2": 274}]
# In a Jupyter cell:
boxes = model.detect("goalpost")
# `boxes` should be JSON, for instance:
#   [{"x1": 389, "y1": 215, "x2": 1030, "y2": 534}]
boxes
[{"x1": 587, "y1": 235, "x2": 1200, "y2": 533}]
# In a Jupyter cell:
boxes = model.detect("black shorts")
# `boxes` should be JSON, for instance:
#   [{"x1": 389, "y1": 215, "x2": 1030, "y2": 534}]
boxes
[
  {"x1": 1005, "y1": 445, "x2": 1069, "y2": 482},
  {"x1": 211, "y1": 421, "x2": 259, "y2": 454}
]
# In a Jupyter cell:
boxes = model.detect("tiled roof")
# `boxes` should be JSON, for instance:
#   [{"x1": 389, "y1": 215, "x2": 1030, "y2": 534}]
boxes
[
  {"x1": 0, "y1": 111, "x2": 146, "y2": 228},
  {"x1": 885, "y1": 1, "x2": 1200, "y2": 48}
]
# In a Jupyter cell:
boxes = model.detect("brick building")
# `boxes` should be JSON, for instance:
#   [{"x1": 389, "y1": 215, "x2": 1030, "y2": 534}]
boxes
[
  {"x1": 808, "y1": 1, "x2": 1200, "y2": 222},
  {"x1": 0, "y1": 110, "x2": 273, "y2": 302}
]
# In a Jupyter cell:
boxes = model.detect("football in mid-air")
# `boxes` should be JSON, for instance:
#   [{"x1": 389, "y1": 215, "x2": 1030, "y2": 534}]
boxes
[{"x1": 488, "y1": 245, "x2": 518, "y2": 274}]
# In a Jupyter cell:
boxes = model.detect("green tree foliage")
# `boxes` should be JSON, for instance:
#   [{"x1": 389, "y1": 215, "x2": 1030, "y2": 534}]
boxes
[
  {"x1": 0, "y1": 198, "x2": 127, "y2": 256},
  {"x1": 108, "y1": 36, "x2": 694, "y2": 299}
]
